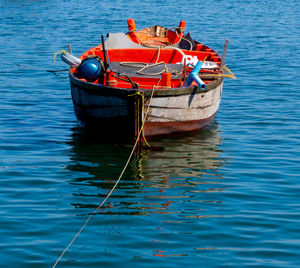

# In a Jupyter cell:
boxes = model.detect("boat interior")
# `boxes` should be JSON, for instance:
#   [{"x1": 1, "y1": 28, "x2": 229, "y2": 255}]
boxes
[{"x1": 72, "y1": 20, "x2": 223, "y2": 89}]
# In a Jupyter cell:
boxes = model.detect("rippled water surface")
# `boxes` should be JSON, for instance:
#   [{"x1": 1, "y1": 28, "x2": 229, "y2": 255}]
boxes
[{"x1": 0, "y1": 0, "x2": 299, "y2": 267}]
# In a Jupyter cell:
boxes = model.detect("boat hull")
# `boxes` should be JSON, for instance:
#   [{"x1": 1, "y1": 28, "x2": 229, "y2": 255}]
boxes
[{"x1": 70, "y1": 71, "x2": 223, "y2": 140}]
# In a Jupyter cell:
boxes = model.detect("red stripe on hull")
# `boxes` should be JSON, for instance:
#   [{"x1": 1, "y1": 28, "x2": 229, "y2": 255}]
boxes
[{"x1": 144, "y1": 112, "x2": 217, "y2": 137}]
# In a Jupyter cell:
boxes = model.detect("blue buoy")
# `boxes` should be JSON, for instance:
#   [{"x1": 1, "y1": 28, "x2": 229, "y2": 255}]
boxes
[{"x1": 76, "y1": 58, "x2": 102, "y2": 82}]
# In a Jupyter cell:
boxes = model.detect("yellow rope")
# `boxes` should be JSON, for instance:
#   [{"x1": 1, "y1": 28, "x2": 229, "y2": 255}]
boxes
[
  {"x1": 52, "y1": 87, "x2": 156, "y2": 268},
  {"x1": 128, "y1": 92, "x2": 151, "y2": 148},
  {"x1": 197, "y1": 65, "x2": 236, "y2": 80},
  {"x1": 200, "y1": 73, "x2": 236, "y2": 79},
  {"x1": 53, "y1": 50, "x2": 67, "y2": 64},
  {"x1": 222, "y1": 65, "x2": 236, "y2": 79}
]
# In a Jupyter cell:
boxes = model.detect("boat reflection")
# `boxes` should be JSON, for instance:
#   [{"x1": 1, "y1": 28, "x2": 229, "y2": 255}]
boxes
[{"x1": 66, "y1": 121, "x2": 226, "y2": 217}]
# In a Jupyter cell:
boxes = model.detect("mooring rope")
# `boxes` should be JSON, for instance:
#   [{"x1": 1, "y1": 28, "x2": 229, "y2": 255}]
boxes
[{"x1": 52, "y1": 87, "x2": 156, "y2": 268}]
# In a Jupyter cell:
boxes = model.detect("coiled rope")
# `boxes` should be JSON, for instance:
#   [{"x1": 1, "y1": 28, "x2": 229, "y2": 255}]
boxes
[
  {"x1": 52, "y1": 87, "x2": 156, "y2": 268},
  {"x1": 119, "y1": 45, "x2": 185, "y2": 78},
  {"x1": 120, "y1": 61, "x2": 181, "y2": 77}
]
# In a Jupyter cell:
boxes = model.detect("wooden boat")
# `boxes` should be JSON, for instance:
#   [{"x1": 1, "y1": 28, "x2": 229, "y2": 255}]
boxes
[{"x1": 68, "y1": 20, "x2": 235, "y2": 141}]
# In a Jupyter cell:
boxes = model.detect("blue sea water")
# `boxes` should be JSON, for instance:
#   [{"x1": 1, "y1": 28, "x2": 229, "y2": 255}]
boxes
[{"x1": 0, "y1": 0, "x2": 300, "y2": 267}]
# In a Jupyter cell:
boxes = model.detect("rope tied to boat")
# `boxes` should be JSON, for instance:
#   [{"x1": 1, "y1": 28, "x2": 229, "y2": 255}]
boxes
[
  {"x1": 168, "y1": 26, "x2": 185, "y2": 45},
  {"x1": 53, "y1": 50, "x2": 67, "y2": 64},
  {"x1": 52, "y1": 85, "x2": 156, "y2": 268},
  {"x1": 128, "y1": 91, "x2": 151, "y2": 148},
  {"x1": 198, "y1": 65, "x2": 236, "y2": 80}
]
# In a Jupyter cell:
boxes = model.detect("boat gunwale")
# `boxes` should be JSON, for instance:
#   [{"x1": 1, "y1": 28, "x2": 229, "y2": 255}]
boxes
[{"x1": 69, "y1": 69, "x2": 223, "y2": 98}]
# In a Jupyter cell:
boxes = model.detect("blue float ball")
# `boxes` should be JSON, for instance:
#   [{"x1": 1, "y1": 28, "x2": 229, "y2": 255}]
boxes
[{"x1": 77, "y1": 58, "x2": 102, "y2": 82}]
